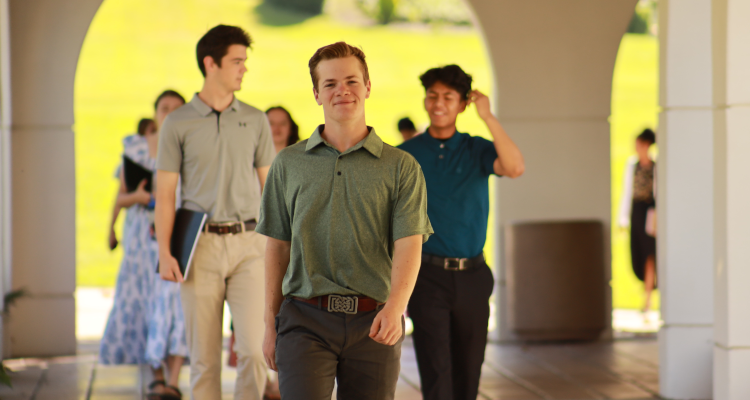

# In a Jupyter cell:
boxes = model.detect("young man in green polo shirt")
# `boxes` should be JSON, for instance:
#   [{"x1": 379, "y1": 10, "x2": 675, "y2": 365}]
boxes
[
  {"x1": 398, "y1": 65, "x2": 525, "y2": 400},
  {"x1": 256, "y1": 42, "x2": 433, "y2": 400}
]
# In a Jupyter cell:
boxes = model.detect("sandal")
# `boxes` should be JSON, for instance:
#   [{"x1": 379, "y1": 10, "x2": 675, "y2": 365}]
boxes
[
  {"x1": 160, "y1": 385, "x2": 183, "y2": 400},
  {"x1": 146, "y1": 380, "x2": 166, "y2": 400}
]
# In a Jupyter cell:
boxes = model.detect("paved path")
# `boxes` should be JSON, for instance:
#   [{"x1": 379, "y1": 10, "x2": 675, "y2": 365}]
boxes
[
  {"x1": 0, "y1": 336, "x2": 660, "y2": 400},
  {"x1": 0, "y1": 288, "x2": 661, "y2": 399}
]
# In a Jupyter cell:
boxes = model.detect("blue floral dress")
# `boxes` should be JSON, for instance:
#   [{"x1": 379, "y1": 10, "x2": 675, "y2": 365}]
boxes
[{"x1": 99, "y1": 134, "x2": 189, "y2": 368}]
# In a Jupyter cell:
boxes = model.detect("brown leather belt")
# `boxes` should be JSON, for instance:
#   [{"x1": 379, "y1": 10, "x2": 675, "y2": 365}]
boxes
[
  {"x1": 422, "y1": 253, "x2": 485, "y2": 271},
  {"x1": 205, "y1": 219, "x2": 257, "y2": 235},
  {"x1": 292, "y1": 295, "x2": 383, "y2": 314}
]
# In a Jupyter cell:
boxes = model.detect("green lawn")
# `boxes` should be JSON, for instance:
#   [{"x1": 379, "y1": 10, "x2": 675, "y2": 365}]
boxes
[{"x1": 75, "y1": 0, "x2": 658, "y2": 309}]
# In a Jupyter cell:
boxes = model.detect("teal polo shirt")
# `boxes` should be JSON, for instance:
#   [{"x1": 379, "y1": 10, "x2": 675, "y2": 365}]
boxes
[{"x1": 398, "y1": 131, "x2": 498, "y2": 258}]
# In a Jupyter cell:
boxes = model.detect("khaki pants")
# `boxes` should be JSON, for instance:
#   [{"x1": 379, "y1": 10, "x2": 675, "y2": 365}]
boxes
[{"x1": 181, "y1": 230, "x2": 267, "y2": 400}]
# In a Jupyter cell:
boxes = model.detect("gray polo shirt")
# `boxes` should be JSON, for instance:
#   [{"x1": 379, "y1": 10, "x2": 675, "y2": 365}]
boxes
[
  {"x1": 156, "y1": 94, "x2": 275, "y2": 222},
  {"x1": 256, "y1": 125, "x2": 433, "y2": 303}
]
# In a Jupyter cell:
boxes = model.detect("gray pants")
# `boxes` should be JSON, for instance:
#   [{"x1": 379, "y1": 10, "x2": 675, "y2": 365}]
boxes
[{"x1": 275, "y1": 298, "x2": 403, "y2": 400}]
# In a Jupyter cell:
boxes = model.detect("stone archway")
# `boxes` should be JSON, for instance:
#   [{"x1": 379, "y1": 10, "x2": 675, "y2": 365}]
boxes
[{"x1": 3, "y1": 0, "x2": 639, "y2": 381}]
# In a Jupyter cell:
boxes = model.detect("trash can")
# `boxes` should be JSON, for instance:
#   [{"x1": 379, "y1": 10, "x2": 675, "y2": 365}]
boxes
[{"x1": 504, "y1": 220, "x2": 608, "y2": 341}]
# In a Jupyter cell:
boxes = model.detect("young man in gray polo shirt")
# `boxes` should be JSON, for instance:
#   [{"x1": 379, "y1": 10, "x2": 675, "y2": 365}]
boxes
[
  {"x1": 155, "y1": 25, "x2": 275, "y2": 400},
  {"x1": 256, "y1": 42, "x2": 433, "y2": 400}
]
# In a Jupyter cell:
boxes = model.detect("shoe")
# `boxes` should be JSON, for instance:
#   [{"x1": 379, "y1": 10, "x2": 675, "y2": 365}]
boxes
[{"x1": 228, "y1": 332, "x2": 238, "y2": 367}]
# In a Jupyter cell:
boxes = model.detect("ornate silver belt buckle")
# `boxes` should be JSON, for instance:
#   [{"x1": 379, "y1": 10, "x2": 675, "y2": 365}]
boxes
[
  {"x1": 327, "y1": 295, "x2": 358, "y2": 314},
  {"x1": 444, "y1": 258, "x2": 466, "y2": 271}
]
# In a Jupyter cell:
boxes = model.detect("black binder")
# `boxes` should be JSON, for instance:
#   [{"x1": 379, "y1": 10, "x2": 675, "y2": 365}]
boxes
[
  {"x1": 157, "y1": 208, "x2": 208, "y2": 280},
  {"x1": 123, "y1": 155, "x2": 153, "y2": 193}
]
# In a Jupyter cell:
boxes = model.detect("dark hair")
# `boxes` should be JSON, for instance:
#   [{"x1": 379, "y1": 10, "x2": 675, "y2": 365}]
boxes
[
  {"x1": 154, "y1": 90, "x2": 186, "y2": 110},
  {"x1": 266, "y1": 106, "x2": 300, "y2": 147},
  {"x1": 420, "y1": 65, "x2": 473, "y2": 100},
  {"x1": 196, "y1": 25, "x2": 252, "y2": 77},
  {"x1": 137, "y1": 118, "x2": 155, "y2": 136},
  {"x1": 637, "y1": 128, "x2": 656, "y2": 145},
  {"x1": 398, "y1": 117, "x2": 416, "y2": 132},
  {"x1": 308, "y1": 41, "x2": 369, "y2": 91}
]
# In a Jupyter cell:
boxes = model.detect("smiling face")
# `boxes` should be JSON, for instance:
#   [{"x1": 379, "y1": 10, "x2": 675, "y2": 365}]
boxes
[
  {"x1": 424, "y1": 81, "x2": 467, "y2": 129},
  {"x1": 206, "y1": 44, "x2": 248, "y2": 92},
  {"x1": 313, "y1": 56, "x2": 371, "y2": 124}
]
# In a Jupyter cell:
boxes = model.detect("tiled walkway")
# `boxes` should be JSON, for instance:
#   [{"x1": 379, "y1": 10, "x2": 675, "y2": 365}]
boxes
[{"x1": 0, "y1": 336, "x2": 659, "y2": 400}]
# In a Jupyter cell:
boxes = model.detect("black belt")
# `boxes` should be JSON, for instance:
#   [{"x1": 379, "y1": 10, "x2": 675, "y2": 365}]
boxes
[
  {"x1": 422, "y1": 253, "x2": 485, "y2": 271},
  {"x1": 205, "y1": 219, "x2": 257, "y2": 235}
]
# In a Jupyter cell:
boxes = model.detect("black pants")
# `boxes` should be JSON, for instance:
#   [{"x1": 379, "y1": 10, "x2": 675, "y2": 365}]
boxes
[
  {"x1": 408, "y1": 260, "x2": 494, "y2": 400},
  {"x1": 275, "y1": 298, "x2": 403, "y2": 400}
]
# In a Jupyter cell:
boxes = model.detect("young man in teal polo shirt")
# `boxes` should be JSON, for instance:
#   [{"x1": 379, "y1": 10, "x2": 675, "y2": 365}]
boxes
[
  {"x1": 257, "y1": 42, "x2": 433, "y2": 400},
  {"x1": 398, "y1": 65, "x2": 525, "y2": 400}
]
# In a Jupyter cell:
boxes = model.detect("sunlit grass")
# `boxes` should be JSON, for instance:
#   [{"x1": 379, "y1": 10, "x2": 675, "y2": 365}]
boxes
[{"x1": 75, "y1": 1, "x2": 658, "y2": 310}]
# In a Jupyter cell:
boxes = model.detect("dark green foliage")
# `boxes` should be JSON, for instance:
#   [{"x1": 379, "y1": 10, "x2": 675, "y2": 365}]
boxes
[
  {"x1": 0, "y1": 364, "x2": 10, "y2": 388},
  {"x1": 627, "y1": 10, "x2": 648, "y2": 34},
  {"x1": 377, "y1": 0, "x2": 396, "y2": 24},
  {"x1": 263, "y1": 0, "x2": 325, "y2": 15},
  {"x1": 3, "y1": 289, "x2": 28, "y2": 315}
]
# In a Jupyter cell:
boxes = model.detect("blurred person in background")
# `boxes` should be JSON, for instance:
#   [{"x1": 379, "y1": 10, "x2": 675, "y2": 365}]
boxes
[
  {"x1": 618, "y1": 128, "x2": 657, "y2": 314},
  {"x1": 100, "y1": 89, "x2": 188, "y2": 400},
  {"x1": 267, "y1": 106, "x2": 300, "y2": 154},
  {"x1": 398, "y1": 116, "x2": 418, "y2": 142}
]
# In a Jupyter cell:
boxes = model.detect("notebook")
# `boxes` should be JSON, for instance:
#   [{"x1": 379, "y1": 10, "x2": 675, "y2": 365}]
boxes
[
  {"x1": 157, "y1": 208, "x2": 208, "y2": 280},
  {"x1": 123, "y1": 155, "x2": 153, "y2": 193}
]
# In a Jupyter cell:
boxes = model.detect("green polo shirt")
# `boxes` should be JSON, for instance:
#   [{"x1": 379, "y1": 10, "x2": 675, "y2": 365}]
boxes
[{"x1": 256, "y1": 125, "x2": 433, "y2": 303}]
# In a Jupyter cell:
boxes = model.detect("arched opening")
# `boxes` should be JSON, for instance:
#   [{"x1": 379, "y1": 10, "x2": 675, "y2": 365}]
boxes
[
  {"x1": 2, "y1": 0, "x2": 668, "y2": 397},
  {"x1": 73, "y1": 0, "x2": 497, "y2": 340},
  {"x1": 609, "y1": 0, "x2": 660, "y2": 333}
]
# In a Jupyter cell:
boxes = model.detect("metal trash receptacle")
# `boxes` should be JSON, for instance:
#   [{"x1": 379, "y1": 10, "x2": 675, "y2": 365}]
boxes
[{"x1": 505, "y1": 220, "x2": 607, "y2": 341}]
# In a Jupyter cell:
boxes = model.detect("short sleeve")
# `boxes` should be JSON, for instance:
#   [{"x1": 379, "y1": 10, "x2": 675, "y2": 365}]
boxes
[
  {"x1": 254, "y1": 113, "x2": 276, "y2": 168},
  {"x1": 475, "y1": 137, "x2": 499, "y2": 176},
  {"x1": 156, "y1": 115, "x2": 182, "y2": 173},
  {"x1": 256, "y1": 158, "x2": 292, "y2": 241},
  {"x1": 392, "y1": 156, "x2": 433, "y2": 243}
]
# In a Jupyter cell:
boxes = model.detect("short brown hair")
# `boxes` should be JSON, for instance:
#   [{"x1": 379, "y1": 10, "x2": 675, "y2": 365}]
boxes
[
  {"x1": 196, "y1": 25, "x2": 252, "y2": 77},
  {"x1": 308, "y1": 42, "x2": 369, "y2": 91}
]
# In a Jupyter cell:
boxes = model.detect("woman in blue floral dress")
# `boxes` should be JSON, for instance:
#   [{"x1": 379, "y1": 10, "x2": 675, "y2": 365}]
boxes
[{"x1": 101, "y1": 90, "x2": 188, "y2": 400}]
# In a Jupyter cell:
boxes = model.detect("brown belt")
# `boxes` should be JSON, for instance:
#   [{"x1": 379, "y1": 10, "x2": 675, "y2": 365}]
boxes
[
  {"x1": 292, "y1": 295, "x2": 383, "y2": 314},
  {"x1": 205, "y1": 219, "x2": 257, "y2": 235}
]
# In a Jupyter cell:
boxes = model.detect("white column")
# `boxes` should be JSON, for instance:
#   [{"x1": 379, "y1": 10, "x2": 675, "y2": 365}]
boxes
[
  {"x1": 466, "y1": 0, "x2": 636, "y2": 341},
  {"x1": 712, "y1": 0, "x2": 750, "y2": 398},
  {"x1": 6, "y1": 0, "x2": 102, "y2": 357},
  {"x1": 657, "y1": 0, "x2": 715, "y2": 398},
  {"x1": 0, "y1": 0, "x2": 10, "y2": 360}
]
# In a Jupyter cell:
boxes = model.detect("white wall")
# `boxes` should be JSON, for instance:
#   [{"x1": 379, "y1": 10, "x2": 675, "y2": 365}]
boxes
[
  {"x1": 712, "y1": 0, "x2": 750, "y2": 398},
  {"x1": 657, "y1": 0, "x2": 715, "y2": 398}
]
